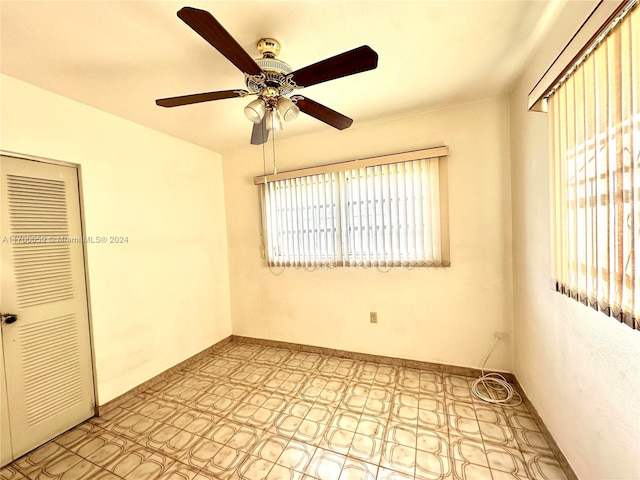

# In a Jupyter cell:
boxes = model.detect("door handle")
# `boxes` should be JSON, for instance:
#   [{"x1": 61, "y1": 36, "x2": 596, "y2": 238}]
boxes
[{"x1": 1, "y1": 314, "x2": 17, "y2": 324}]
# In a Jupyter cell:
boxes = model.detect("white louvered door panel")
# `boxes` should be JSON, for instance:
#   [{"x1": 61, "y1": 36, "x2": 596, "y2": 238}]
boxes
[{"x1": 0, "y1": 155, "x2": 94, "y2": 463}]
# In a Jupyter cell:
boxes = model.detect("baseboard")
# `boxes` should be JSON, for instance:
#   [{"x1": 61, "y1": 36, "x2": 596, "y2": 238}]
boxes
[
  {"x1": 232, "y1": 334, "x2": 516, "y2": 383},
  {"x1": 513, "y1": 377, "x2": 579, "y2": 480},
  {"x1": 96, "y1": 335, "x2": 233, "y2": 416}
]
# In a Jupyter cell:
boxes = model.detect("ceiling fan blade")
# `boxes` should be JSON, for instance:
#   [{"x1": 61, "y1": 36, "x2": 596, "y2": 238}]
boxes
[
  {"x1": 156, "y1": 89, "x2": 249, "y2": 107},
  {"x1": 294, "y1": 96, "x2": 353, "y2": 130},
  {"x1": 291, "y1": 45, "x2": 378, "y2": 88},
  {"x1": 177, "y1": 7, "x2": 262, "y2": 75},
  {"x1": 250, "y1": 117, "x2": 270, "y2": 145}
]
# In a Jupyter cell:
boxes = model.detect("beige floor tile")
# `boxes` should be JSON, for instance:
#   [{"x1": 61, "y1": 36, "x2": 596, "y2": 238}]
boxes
[
  {"x1": 53, "y1": 422, "x2": 104, "y2": 450},
  {"x1": 522, "y1": 453, "x2": 568, "y2": 480},
  {"x1": 192, "y1": 392, "x2": 238, "y2": 415},
  {"x1": 448, "y1": 416, "x2": 482, "y2": 442},
  {"x1": 305, "y1": 448, "x2": 347, "y2": 480},
  {"x1": 29, "y1": 451, "x2": 104, "y2": 480},
  {"x1": 445, "y1": 401, "x2": 476, "y2": 421},
  {"x1": 379, "y1": 442, "x2": 415, "y2": 476},
  {"x1": 319, "y1": 427, "x2": 356, "y2": 455},
  {"x1": 330, "y1": 410, "x2": 361, "y2": 432},
  {"x1": 474, "y1": 405, "x2": 508, "y2": 426},
  {"x1": 483, "y1": 443, "x2": 528, "y2": 476},
  {"x1": 339, "y1": 458, "x2": 377, "y2": 480},
  {"x1": 208, "y1": 382, "x2": 250, "y2": 401},
  {"x1": 385, "y1": 423, "x2": 417, "y2": 449},
  {"x1": 11, "y1": 442, "x2": 68, "y2": 476},
  {"x1": 294, "y1": 418, "x2": 329, "y2": 445},
  {"x1": 0, "y1": 465, "x2": 29, "y2": 480},
  {"x1": 108, "y1": 411, "x2": 162, "y2": 441},
  {"x1": 251, "y1": 435, "x2": 290, "y2": 462},
  {"x1": 415, "y1": 450, "x2": 452, "y2": 479},
  {"x1": 175, "y1": 411, "x2": 221, "y2": 438},
  {"x1": 264, "y1": 394, "x2": 291, "y2": 413},
  {"x1": 348, "y1": 433, "x2": 383, "y2": 465},
  {"x1": 448, "y1": 436, "x2": 487, "y2": 468},
  {"x1": 362, "y1": 398, "x2": 391, "y2": 418},
  {"x1": 451, "y1": 459, "x2": 491, "y2": 480},
  {"x1": 226, "y1": 425, "x2": 266, "y2": 453},
  {"x1": 154, "y1": 462, "x2": 211, "y2": 480},
  {"x1": 477, "y1": 421, "x2": 518, "y2": 449},
  {"x1": 265, "y1": 463, "x2": 304, "y2": 480},
  {"x1": 103, "y1": 445, "x2": 175, "y2": 479},
  {"x1": 75, "y1": 432, "x2": 135, "y2": 468},
  {"x1": 513, "y1": 429, "x2": 553, "y2": 455},
  {"x1": 490, "y1": 470, "x2": 530, "y2": 480},
  {"x1": 237, "y1": 455, "x2": 277, "y2": 480},
  {"x1": 416, "y1": 429, "x2": 448, "y2": 457},
  {"x1": 341, "y1": 394, "x2": 368, "y2": 414},
  {"x1": 285, "y1": 399, "x2": 315, "y2": 419},
  {"x1": 200, "y1": 445, "x2": 249, "y2": 479},
  {"x1": 355, "y1": 414, "x2": 386, "y2": 438},
  {"x1": 271, "y1": 413, "x2": 305, "y2": 438},
  {"x1": 375, "y1": 466, "x2": 414, "y2": 480},
  {"x1": 276, "y1": 440, "x2": 317, "y2": 473},
  {"x1": 2, "y1": 342, "x2": 567, "y2": 480},
  {"x1": 306, "y1": 404, "x2": 336, "y2": 425},
  {"x1": 178, "y1": 439, "x2": 225, "y2": 469}
]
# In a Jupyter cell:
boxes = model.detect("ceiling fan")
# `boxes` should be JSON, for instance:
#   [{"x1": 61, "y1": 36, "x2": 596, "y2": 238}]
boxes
[{"x1": 155, "y1": 7, "x2": 379, "y2": 145}]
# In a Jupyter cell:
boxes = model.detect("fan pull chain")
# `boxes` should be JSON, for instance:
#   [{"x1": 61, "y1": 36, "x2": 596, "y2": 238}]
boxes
[
  {"x1": 262, "y1": 121, "x2": 268, "y2": 179},
  {"x1": 271, "y1": 117, "x2": 278, "y2": 175}
]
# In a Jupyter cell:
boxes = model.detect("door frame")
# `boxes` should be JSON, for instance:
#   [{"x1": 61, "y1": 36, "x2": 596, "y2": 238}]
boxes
[{"x1": 0, "y1": 149, "x2": 100, "y2": 414}]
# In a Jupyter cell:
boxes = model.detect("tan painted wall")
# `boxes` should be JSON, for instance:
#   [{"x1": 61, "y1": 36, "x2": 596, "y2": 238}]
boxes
[
  {"x1": 224, "y1": 97, "x2": 513, "y2": 372},
  {"x1": 509, "y1": 2, "x2": 640, "y2": 478},
  {"x1": 0, "y1": 74, "x2": 233, "y2": 404}
]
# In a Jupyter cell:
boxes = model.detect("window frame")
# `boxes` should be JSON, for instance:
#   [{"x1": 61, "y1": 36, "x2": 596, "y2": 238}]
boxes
[
  {"x1": 255, "y1": 147, "x2": 450, "y2": 268},
  {"x1": 538, "y1": 0, "x2": 639, "y2": 329}
]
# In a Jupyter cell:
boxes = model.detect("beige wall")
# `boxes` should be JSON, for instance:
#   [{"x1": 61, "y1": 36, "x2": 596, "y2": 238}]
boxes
[
  {"x1": 0, "y1": 74, "x2": 233, "y2": 405},
  {"x1": 509, "y1": 2, "x2": 640, "y2": 478},
  {"x1": 224, "y1": 97, "x2": 514, "y2": 372}
]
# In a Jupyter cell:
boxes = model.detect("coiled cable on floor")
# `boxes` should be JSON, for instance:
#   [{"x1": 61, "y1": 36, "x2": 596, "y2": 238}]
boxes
[{"x1": 471, "y1": 337, "x2": 522, "y2": 406}]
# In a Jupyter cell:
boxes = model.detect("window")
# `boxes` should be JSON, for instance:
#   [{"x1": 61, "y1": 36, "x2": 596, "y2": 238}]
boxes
[
  {"x1": 547, "y1": 3, "x2": 639, "y2": 329},
  {"x1": 256, "y1": 148, "x2": 450, "y2": 268}
]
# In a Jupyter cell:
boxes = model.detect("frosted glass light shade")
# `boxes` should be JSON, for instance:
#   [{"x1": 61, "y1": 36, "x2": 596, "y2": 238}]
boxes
[
  {"x1": 244, "y1": 99, "x2": 266, "y2": 123},
  {"x1": 265, "y1": 109, "x2": 283, "y2": 131},
  {"x1": 277, "y1": 97, "x2": 300, "y2": 122}
]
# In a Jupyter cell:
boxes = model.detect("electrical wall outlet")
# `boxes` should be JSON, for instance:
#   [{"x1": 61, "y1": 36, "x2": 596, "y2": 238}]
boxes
[
  {"x1": 370, "y1": 312, "x2": 378, "y2": 324},
  {"x1": 494, "y1": 332, "x2": 510, "y2": 341}
]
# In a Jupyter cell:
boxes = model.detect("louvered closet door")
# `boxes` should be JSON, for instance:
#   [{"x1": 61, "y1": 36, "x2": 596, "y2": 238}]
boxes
[{"x1": 0, "y1": 155, "x2": 94, "y2": 462}]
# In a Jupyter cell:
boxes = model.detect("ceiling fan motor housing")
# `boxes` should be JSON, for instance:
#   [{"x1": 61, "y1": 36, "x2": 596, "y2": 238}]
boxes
[{"x1": 246, "y1": 38, "x2": 296, "y2": 97}]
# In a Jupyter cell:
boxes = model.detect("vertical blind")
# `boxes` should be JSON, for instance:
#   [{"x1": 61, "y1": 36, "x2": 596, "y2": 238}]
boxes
[
  {"x1": 261, "y1": 157, "x2": 447, "y2": 268},
  {"x1": 548, "y1": 4, "x2": 639, "y2": 329}
]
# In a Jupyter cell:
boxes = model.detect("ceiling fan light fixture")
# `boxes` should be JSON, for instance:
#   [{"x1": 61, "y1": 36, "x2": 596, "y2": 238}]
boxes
[
  {"x1": 244, "y1": 98, "x2": 266, "y2": 123},
  {"x1": 157, "y1": 8, "x2": 378, "y2": 145},
  {"x1": 277, "y1": 97, "x2": 300, "y2": 122},
  {"x1": 265, "y1": 108, "x2": 283, "y2": 132}
]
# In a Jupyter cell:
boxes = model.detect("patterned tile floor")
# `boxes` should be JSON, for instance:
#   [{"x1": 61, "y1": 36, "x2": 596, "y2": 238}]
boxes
[{"x1": 0, "y1": 342, "x2": 569, "y2": 480}]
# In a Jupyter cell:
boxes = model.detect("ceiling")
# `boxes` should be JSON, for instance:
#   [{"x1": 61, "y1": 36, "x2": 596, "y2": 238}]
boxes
[{"x1": 0, "y1": 1, "x2": 565, "y2": 154}]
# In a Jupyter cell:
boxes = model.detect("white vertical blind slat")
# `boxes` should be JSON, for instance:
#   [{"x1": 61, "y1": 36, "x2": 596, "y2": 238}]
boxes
[
  {"x1": 405, "y1": 161, "x2": 416, "y2": 264},
  {"x1": 414, "y1": 161, "x2": 425, "y2": 263},
  {"x1": 317, "y1": 175, "x2": 326, "y2": 264},
  {"x1": 428, "y1": 158, "x2": 443, "y2": 262},
  {"x1": 331, "y1": 172, "x2": 340, "y2": 267},
  {"x1": 338, "y1": 171, "x2": 348, "y2": 266},
  {"x1": 630, "y1": 9, "x2": 640, "y2": 319},
  {"x1": 373, "y1": 166, "x2": 385, "y2": 265}
]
